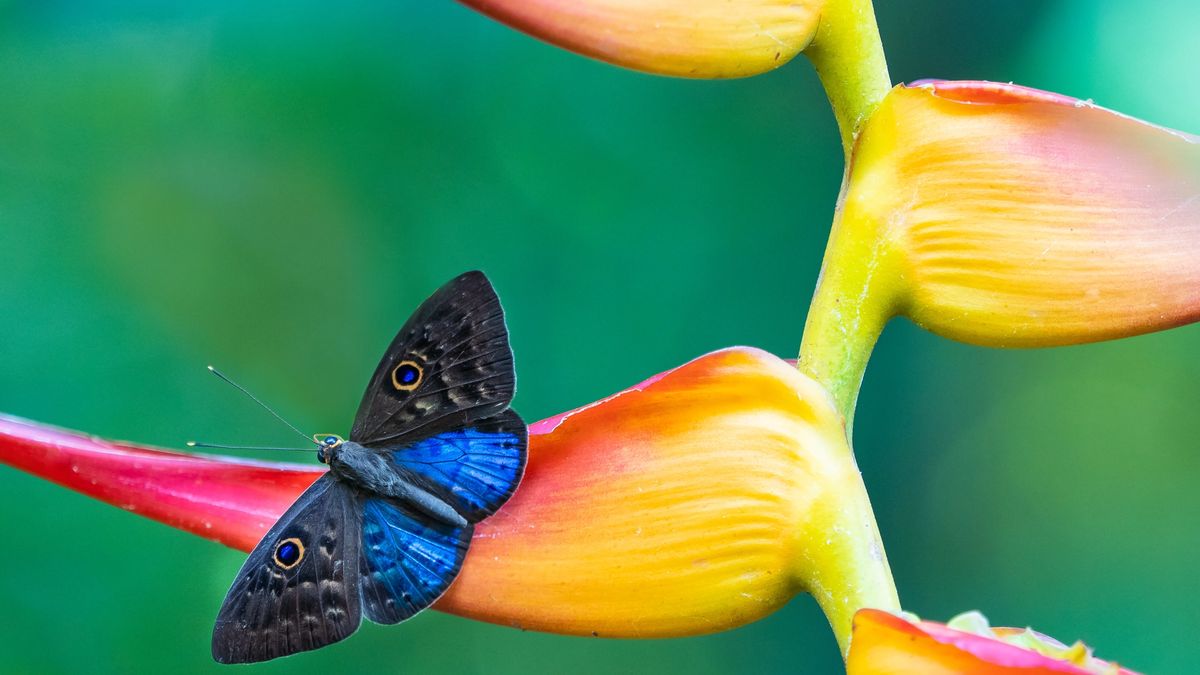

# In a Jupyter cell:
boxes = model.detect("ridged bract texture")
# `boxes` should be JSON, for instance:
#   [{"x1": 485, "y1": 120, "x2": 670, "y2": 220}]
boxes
[
  {"x1": 443, "y1": 347, "x2": 881, "y2": 637},
  {"x1": 840, "y1": 81, "x2": 1200, "y2": 346}
]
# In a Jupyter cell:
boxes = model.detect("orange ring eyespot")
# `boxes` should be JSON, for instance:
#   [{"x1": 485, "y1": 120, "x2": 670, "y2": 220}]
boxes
[
  {"x1": 273, "y1": 537, "x2": 304, "y2": 569},
  {"x1": 391, "y1": 360, "x2": 423, "y2": 391}
]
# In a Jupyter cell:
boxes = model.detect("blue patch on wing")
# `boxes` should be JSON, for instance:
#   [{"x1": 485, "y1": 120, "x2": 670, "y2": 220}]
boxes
[
  {"x1": 358, "y1": 498, "x2": 471, "y2": 625},
  {"x1": 390, "y1": 409, "x2": 527, "y2": 522}
]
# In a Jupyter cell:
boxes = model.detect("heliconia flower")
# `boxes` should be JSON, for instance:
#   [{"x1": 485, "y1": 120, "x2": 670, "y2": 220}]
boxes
[
  {"x1": 0, "y1": 347, "x2": 898, "y2": 653},
  {"x1": 801, "y1": 80, "x2": 1200, "y2": 417},
  {"x1": 846, "y1": 609, "x2": 1141, "y2": 675},
  {"x1": 457, "y1": 0, "x2": 824, "y2": 78}
]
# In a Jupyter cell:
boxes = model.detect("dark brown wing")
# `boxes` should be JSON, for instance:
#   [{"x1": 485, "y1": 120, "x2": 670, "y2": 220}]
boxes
[
  {"x1": 349, "y1": 271, "x2": 516, "y2": 447},
  {"x1": 211, "y1": 475, "x2": 362, "y2": 664}
]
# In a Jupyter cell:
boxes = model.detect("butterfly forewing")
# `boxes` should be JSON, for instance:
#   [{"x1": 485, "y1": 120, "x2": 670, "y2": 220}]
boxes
[
  {"x1": 349, "y1": 271, "x2": 516, "y2": 447},
  {"x1": 212, "y1": 476, "x2": 362, "y2": 664},
  {"x1": 388, "y1": 408, "x2": 527, "y2": 522}
]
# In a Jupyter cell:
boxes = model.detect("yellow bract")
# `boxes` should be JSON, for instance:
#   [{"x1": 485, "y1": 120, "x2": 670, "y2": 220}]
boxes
[
  {"x1": 435, "y1": 347, "x2": 898, "y2": 654},
  {"x1": 458, "y1": 0, "x2": 823, "y2": 78},
  {"x1": 803, "y1": 81, "x2": 1200, "y2": 414},
  {"x1": 888, "y1": 83, "x2": 1200, "y2": 346}
]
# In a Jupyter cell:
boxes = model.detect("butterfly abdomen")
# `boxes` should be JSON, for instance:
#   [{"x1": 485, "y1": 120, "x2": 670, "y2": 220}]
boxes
[{"x1": 328, "y1": 441, "x2": 467, "y2": 527}]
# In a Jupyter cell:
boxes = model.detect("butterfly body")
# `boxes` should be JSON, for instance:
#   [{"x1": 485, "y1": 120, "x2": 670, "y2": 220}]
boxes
[
  {"x1": 326, "y1": 440, "x2": 468, "y2": 528},
  {"x1": 211, "y1": 271, "x2": 526, "y2": 664}
]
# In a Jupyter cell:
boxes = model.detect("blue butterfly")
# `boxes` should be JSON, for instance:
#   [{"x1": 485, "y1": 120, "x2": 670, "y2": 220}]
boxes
[{"x1": 211, "y1": 271, "x2": 527, "y2": 664}]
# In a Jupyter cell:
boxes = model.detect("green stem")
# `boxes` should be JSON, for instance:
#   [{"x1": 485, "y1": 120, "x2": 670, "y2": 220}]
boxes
[
  {"x1": 793, "y1": 1, "x2": 900, "y2": 654},
  {"x1": 804, "y1": 0, "x2": 892, "y2": 157},
  {"x1": 798, "y1": 0, "x2": 894, "y2": 426},
  {"x1": 797, "y1": 180, "x2": 903, "y2": 430},
  {"x1": 809, "y1": 467, "x2": 901, "y2": 657},
  {"x1": 798, "y1": 276, "x2": 887, "y2": 431}
]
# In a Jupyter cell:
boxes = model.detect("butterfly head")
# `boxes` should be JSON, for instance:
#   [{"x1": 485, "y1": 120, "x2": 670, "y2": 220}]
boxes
[{"x1": 314, "y1": 434, "x2": 344, "y2": 464}]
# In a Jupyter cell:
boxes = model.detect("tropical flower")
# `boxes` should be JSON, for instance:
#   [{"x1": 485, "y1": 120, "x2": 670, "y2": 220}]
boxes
[
  {"x1": 4, "y1": 3, "x2": 1186, "y2": 671},
  {"x1": 847, "y1": 609, "x2": 1140, "y2": 674},
  {"x1": 0, "y1": 347, "x2": 897, "y2": 653}
]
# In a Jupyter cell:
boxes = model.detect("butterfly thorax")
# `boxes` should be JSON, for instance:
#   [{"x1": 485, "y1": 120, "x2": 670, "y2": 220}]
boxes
[{"x1": 327, "y1": 440, "x2": 467, "y2": 528}]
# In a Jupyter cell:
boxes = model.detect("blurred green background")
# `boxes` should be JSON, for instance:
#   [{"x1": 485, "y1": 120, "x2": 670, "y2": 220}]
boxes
[{"x1": 1, "y1": 1, "x2": 1197, "y2": 673}]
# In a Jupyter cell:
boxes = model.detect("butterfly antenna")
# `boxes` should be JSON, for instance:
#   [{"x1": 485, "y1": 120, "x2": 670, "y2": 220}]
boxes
[
  {"x1": 186, "y1": 441, "x2": 311, "y2": 452},
  {"x1": 206, "y1": 365, "x2": 319, "y2": 446}
]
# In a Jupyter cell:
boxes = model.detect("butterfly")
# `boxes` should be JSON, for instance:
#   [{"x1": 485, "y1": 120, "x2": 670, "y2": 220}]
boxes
[{"x1": 211, "y1": 271, "x2": 527, "y2": 664}]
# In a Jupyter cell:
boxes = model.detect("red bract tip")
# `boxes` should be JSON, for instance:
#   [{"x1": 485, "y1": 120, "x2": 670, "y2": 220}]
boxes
[{"x1": 0, "y1": 414, "x2": 322, "y2": 551}]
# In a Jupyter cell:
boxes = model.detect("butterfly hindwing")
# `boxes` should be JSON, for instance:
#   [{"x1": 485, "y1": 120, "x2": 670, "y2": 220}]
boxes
[
  {"x1": 389, "y1": 408, "x2": 527, "y2": 522},
  {"x1": 349, "y1": 271, "x2": 516, "y2": 448},
  {"x1": 212, "y1": 476, "x2": 363, "y2": 664},
  {"x1": 358, "y1": 497, "x2": 472, "y2": 625}
]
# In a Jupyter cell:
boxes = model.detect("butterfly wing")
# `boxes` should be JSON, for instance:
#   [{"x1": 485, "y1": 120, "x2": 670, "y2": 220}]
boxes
[
  {"x1": 337, "y1": 271, "x2": 523, "y2": 628},
  {"x1": 358, "y1": 497, "x2": 472, "y2": 625},
  {"x1": 388, "y1": 408, "x2": 527, "y2": 522},
  {"x1": 349, "y1": 271, "x2": 516, "y2": 448},
  {"x1": 212, "y1": 475, "x2": 362, "y2": 664},
  {"x1": 213, "y1": 272, "x2": 523, "y2": 661}
]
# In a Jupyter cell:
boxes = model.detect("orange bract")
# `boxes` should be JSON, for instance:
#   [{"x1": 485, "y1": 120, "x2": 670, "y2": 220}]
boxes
[
  {"x1": 440, "y1": 347, "x2": 892, "y2": 639},
  {"x1": 840, "y1": 81, "x2": 1200, "y2": 347},
  {"x1": 458, "y1": 0, "x2": 822, "y2": 78},
  {"x1": 847, "y1": 609, "x2": 1141, "y2": 675}
]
